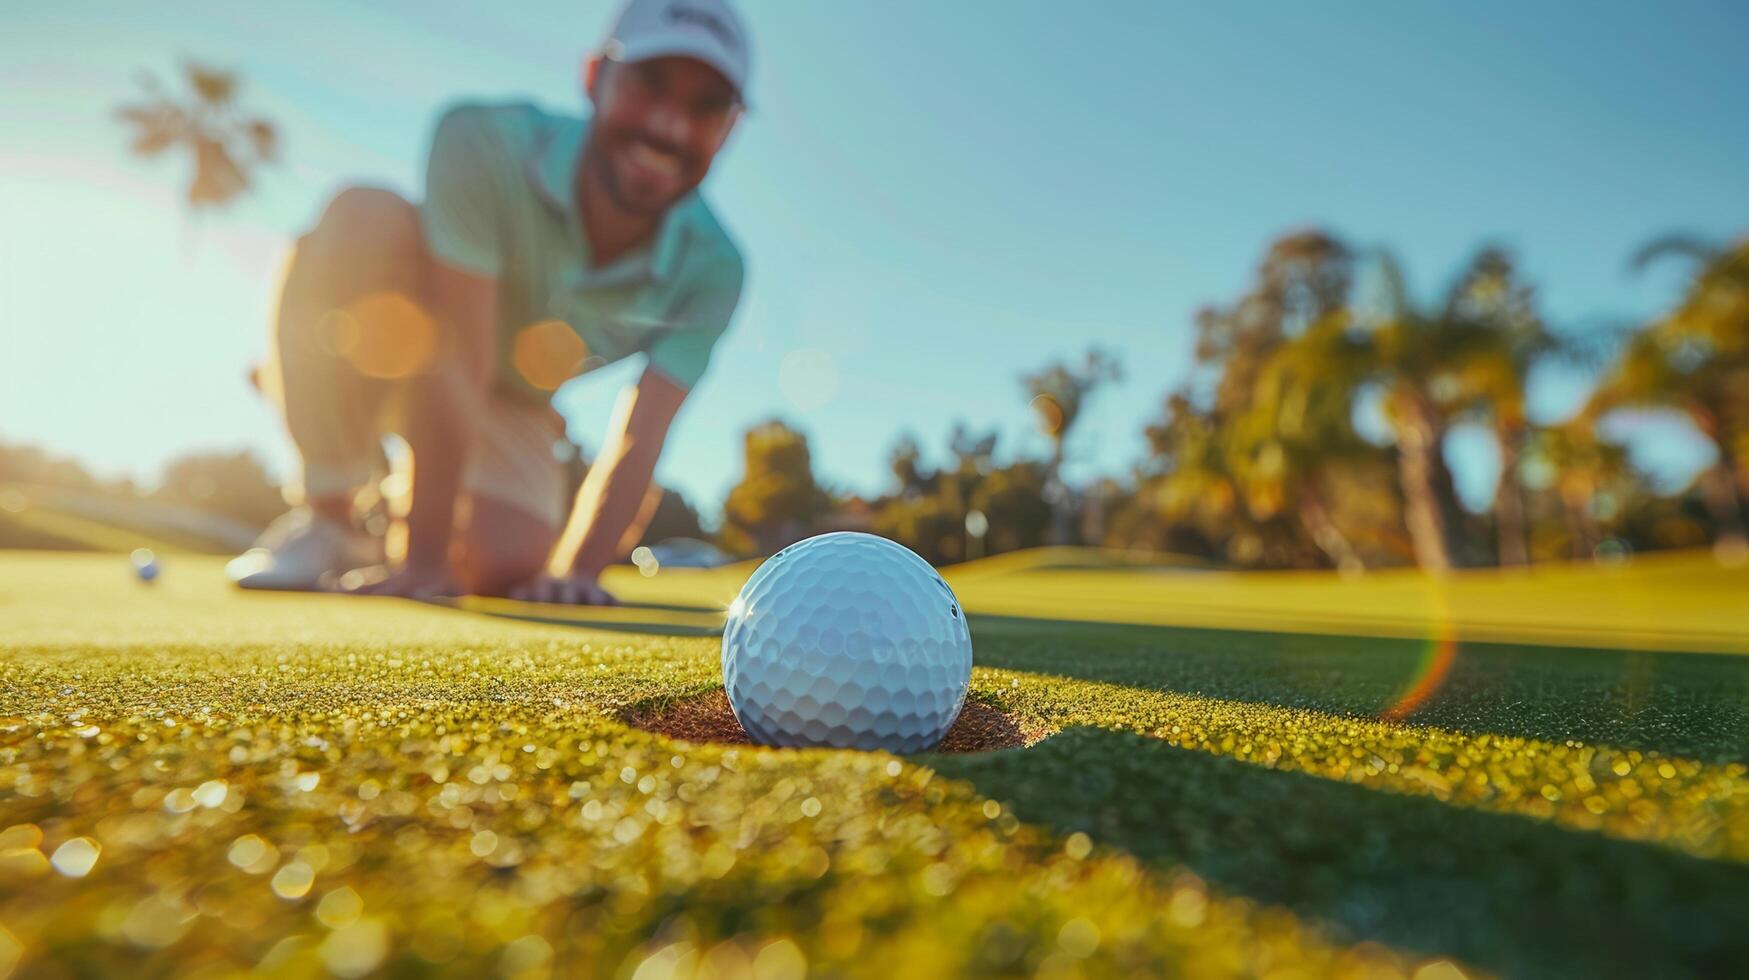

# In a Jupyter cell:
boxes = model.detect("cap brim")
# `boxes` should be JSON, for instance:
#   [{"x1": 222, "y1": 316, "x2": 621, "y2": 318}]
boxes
[{"x1": 611, "y1": 34, "x2": 747, "y2": 104}]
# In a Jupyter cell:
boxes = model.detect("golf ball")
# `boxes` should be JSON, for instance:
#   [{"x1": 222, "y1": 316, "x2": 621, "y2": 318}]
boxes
[
  {"x1": 721, "y1": 532, "x2": 973, "y2": 752},
  {"x1": 131, "y1": 548, "x2": 160, "y2": 584}
]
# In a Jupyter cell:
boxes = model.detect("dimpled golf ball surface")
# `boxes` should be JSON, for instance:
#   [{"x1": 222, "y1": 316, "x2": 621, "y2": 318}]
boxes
[{"x1": 722, "y1": 532, "x2": 972, "y2": 752}]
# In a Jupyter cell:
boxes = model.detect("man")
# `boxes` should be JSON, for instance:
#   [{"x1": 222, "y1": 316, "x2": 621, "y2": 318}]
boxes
[{"x1": 228, "y1": 0, "x2": 749, "y2": 604}]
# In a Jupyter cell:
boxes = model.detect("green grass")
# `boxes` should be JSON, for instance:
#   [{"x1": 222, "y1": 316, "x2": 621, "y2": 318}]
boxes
[
  {"x1": 936, "y1": 616, "x2": 1749, "y2": 977},
  {"x1": 2, "y1": 552, "x2": 1747, "y2": 978}
]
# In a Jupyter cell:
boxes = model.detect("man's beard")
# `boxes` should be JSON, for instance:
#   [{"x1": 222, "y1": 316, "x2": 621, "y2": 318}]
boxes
[{"x1": 587, "y1": 139, "x2": 686, "y2": 218}]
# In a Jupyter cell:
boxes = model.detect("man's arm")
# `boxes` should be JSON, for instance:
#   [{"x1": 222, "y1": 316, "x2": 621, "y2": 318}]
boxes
[
  {"x1": 521, "y1": 253, "x2": 742, "y2": 605},
  {"x1": 540, "y1": 367, "x2": 688, "y2": 588}
]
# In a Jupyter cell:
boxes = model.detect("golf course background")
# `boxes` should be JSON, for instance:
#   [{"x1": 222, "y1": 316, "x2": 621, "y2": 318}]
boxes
[
  {"x1": 4, "y1": 547, "x2": 1746, "y2": 978},
  {"x1": 6, "y1": 4, "x2": 1749, "y2": 976}
]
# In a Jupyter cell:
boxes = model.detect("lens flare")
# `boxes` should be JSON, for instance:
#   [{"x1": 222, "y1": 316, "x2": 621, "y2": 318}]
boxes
[
  {"x1": 1029, "y1": 394, "x2": 1065, "y2": 436},
  {"x1": 1380, "y1": 583, "x2": 1458, "y2": 723},
  {"x1": 342, "y1": 292, "x2": 436, "y2": 379},
  {"x1": 511, "y1": 320, "x2": 588, "y2": 391}
]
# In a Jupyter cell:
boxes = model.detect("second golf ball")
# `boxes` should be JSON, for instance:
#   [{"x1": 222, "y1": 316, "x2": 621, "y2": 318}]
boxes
[
  {"x1": 131, "y1": 548, "x2": 160, "y2": 584},
  {"x1": 722, "y1": 532, "x2": 973, "y2": 752}
]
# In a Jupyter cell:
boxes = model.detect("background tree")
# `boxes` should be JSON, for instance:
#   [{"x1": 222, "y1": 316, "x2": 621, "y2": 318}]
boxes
[
  {"x1": 636, "y1": 487, "x2": 705, "y2": 546},
  {"x1": 718, "y1": 421, "x2": 830, "y2": 557},
  {"x1": 940, "y1": 423, "x2": 1000, "y2": 545},
  {"x1": 1440, "y1": 248, "x2": 1557, "y2": 566},
  {"x1": 115, "y1": 61, "x2": 279, "y2": 211},
  {"x1": 1118, "y1": 231, "x2": 1357, "y2": 567},
  {"x1": 1520, "y1": 423, "x2": 1634, "y2": 560},
  {"x1": 1361, "y1": 251, "x2": 1500, "y2": 571},
  {"x1": 870, "y1": 425, "x2": 1012, "y2": 564},
  {"x1": 887, "y1": 433, "x2": 929, "y2": 498},
  {"x1": 869, "y1": 494, "x2": 963, "y2": 566},
  {"x1": 1116, "y1": 393, "x2": 1242, "y2": 560},
  {"x1": 154, "y1": 450, "x2": 285, "y2": 529},
  {"x1": 1192, "y1": 229, "x2": 1353, "y2": 416},
  {"x1": 1022, "y1": 348, "x2": 1121, "y2": 543},
  {"x1": 1588, "y1": 235, "x2": 1749, "y2": 550},
  {"x1": 0, "y1": 442, "x2": 99, "y2": 492},
  {"x1": 969, "y1": 462, "x2": 1054, "y2": 555},
  {"x1": 1227, "y1": 312, "x2": 1377, "y2": 571}
]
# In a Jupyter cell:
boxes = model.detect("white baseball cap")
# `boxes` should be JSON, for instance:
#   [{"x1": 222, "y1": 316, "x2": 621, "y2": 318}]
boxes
[{"x1": 599, "y1": 0, "x2": 751, "y2": 102}]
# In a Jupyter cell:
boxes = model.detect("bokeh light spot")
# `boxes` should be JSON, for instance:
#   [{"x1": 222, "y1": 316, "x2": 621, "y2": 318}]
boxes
[
  {"x1": 632, "y1": 546, "x2": 660, "y2": 578},
  {"x1": 1029, "y1": 394, "x2": 1065, "y2": 436},
  {"x1": 271, "y1": 861, "x2": 315, "y2": 899},
  {"x1": 50, "y1": 837, "x2": 100, "y2": 878},
  {"x1": 511, "y1": 320, "x2": 588, "y2": 391},
  {"x1": 341, "y1": 292, "x2": 436, "y2": 379},
  {"x1": 316, "y1": 886, "x2": 364, "y2": 929},
  {"x1": 321, "y1": 917, "x2": 389, "y2": 977}
]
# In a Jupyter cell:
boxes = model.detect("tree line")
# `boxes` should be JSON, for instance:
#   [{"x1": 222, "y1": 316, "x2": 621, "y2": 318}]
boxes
[{"x1": 718, "y1": 229, "x2": 1749, "y2": 570}]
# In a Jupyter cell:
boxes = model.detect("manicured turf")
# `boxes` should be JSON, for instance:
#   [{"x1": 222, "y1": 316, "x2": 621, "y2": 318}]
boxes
[{"x1": 2, "y1": 551, "x2": 1747, "y2": 978}]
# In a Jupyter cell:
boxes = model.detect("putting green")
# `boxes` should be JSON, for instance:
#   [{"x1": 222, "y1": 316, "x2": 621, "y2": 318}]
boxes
[{"x1": 2, "y1": 552, "x2": 1746, "y2": 978}]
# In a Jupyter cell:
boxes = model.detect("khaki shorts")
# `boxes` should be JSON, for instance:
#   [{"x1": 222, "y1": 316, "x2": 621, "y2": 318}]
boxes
[
  {"x1": 266, "y1": 301, "x2": 572, "y2": 530},
  {"x1": 462, "y1": 395, "x2": 570, "y2": 529}
]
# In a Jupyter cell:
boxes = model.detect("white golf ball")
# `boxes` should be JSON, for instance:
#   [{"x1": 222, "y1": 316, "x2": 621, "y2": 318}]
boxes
[{"x1": 722, "y1": 532, "x2": 973, "y2": 752}]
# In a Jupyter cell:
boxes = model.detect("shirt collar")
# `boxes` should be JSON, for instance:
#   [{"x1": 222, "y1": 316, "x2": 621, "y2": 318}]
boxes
[{"x1": 528, "y1": 113, "x2": 694, "y2": 283}]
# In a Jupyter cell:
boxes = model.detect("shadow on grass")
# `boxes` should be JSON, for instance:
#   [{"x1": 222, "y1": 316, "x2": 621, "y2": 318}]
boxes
[
  {"x1": 929, "y1": 727, "x2": 1749, "y2": 979},
  {"x1": 970, "y1": 615, "x2": 1749, "y2": 764},
  {"x1": 453, "y1": 599, "x2": 724, "y2": 637},
  {"x1": 454, "y1": 600, "x2": 1749, "y2": 762}
]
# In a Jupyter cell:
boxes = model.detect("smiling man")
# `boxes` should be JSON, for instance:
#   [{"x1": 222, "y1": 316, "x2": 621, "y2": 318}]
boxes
[{"x1": 228, "y1": 0, "x2": 749, "y2": 604}]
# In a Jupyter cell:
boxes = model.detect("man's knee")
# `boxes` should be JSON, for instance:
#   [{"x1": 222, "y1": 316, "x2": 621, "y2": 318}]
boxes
[
  {"x1": 317, "y1": 186, "x2": 419, "y2": 239},
  {"x1": 301, "y1": 187, "x2": 424, "y2": 284}
]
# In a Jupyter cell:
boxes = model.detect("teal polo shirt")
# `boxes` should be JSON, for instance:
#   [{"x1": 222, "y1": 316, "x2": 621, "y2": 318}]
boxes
[{"x1": 419, "y1": 101, "x2": 745, "y2": 398}]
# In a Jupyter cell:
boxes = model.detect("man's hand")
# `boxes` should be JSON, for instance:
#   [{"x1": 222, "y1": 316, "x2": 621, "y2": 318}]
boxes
[
  {"x1": 508, "y1": 574, "x2": 620, "y2": 606},
  {"x1": 334, "y1": 562, "x2": 459, "y2": 601}
]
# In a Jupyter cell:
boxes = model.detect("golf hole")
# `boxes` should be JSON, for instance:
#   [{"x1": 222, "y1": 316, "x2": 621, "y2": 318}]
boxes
[{"x1": 625, "y1": 690, "x2": 1051, "y2": 754}]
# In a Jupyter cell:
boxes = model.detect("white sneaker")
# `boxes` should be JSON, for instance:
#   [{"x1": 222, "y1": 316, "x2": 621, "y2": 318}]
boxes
[{"x1": 226, "y1": 508, "x2": 380, "y2": 591}]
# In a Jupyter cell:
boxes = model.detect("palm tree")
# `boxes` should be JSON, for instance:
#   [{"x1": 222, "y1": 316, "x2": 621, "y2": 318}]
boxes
[
  {"x1": 115, "y1": 61, "x2": 278, "y2": 211},
  {"x1": 1589, "y1": 236, "x2": 1749, "y2": 549},
  {"x1": 1360, "y1": 251, "x2": 1500, "y2": 572},
  {"x1": 1440, "y1": 248, "x2": 1557, "y2": 566}
]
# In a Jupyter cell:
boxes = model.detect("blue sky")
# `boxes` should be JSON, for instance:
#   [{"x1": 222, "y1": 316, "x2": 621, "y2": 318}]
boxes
[{"x1": 4, "y1": 1, "x2": 1746, "y2": 519}]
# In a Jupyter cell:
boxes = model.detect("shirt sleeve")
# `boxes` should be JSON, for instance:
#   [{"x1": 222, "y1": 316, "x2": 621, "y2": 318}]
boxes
[
  {"x1": 645, "y1": 252, "x2": 745, "y2": 390},
  {"x1": 420, "y1": 105, "x2": 505, "y2": 278}
]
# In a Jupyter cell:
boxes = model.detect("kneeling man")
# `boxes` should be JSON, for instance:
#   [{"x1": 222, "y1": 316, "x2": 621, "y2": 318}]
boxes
[{"x1": 230, "y1": 0, "x2": 750, "y2": 605}]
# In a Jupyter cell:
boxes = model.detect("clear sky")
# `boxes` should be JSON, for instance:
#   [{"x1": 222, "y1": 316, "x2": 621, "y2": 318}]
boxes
[{"x1": 4, "y1": 1, "x2": 1747, "y2": 520}]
